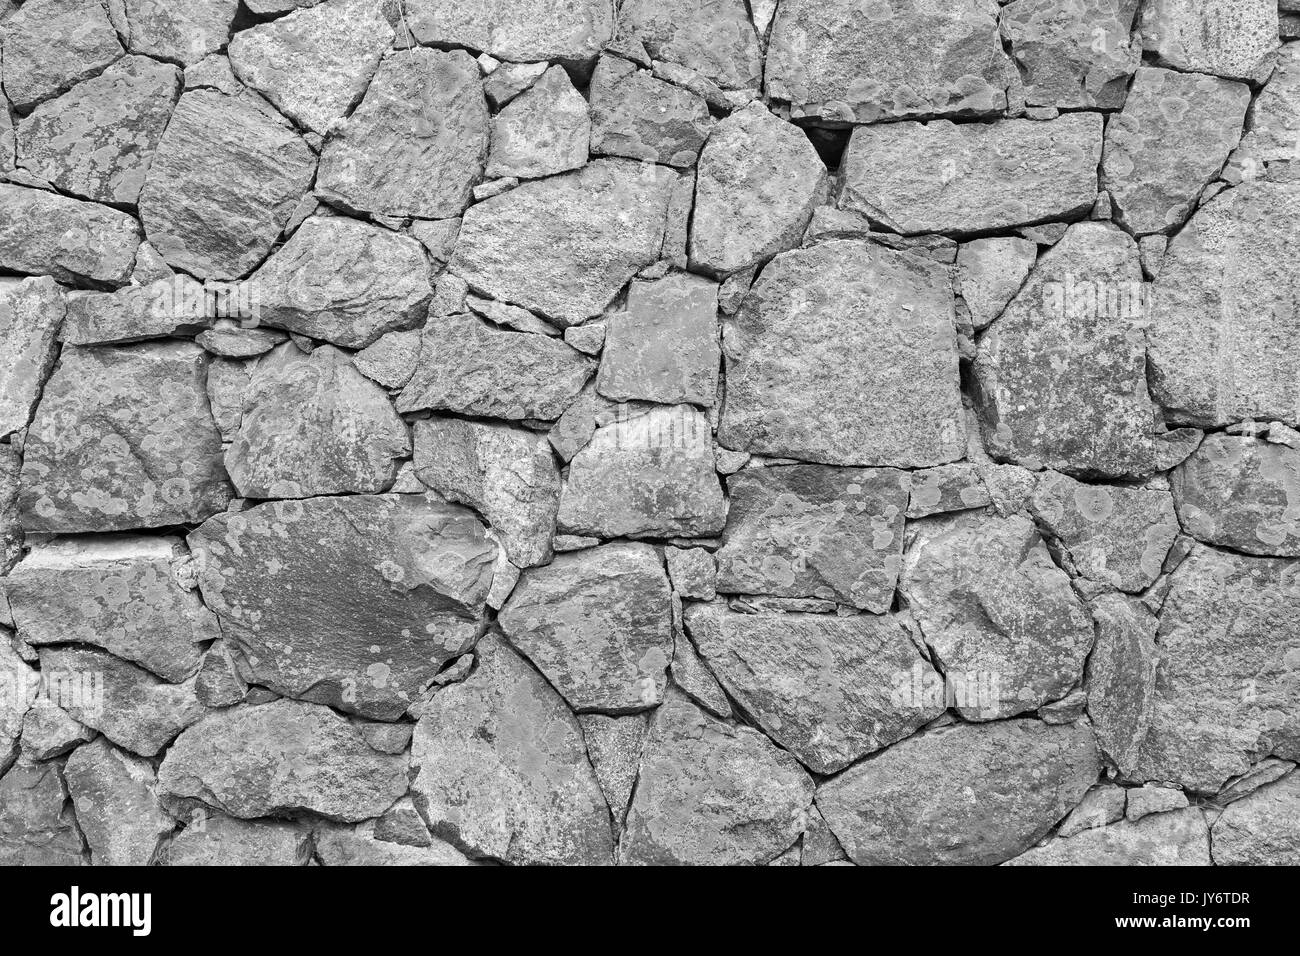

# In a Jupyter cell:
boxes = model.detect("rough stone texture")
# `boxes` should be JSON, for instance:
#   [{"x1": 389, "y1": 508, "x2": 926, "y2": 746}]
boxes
[
  {"x1": 18, "y1": 342, "x2": 232, "y2": 532},
  {"x1": 719, "y1": 240, "x2": 965, "y2": 468},
  {"x1": 410, "y1": 634, "x2": 615, "y2": 865},
  {"x1": 1172, "y1": 433, "x2": 1300, "y2": 557},
  {"x1": 839, "y1": 115, "x2": 1102, "y2": 235},
  {"x1": 189, "y1": 495, "x2": 496, "y2": 720},
  {"x1": 247, "y1": 216, "x2": 432, "y2": 349},
  {"x1": 226, "y1": 344, "x2": 410, "y2": 499},
  {"x1": 1126, "y1": 784, "x2": 1189, "y2": 821},
  {"x1": 558, "y1": 404, "x2": 728, "y2": 539},
  {"x1": 61, "y1": 278, "x2": 208, "y2": 346},
  {"x1": 139, "y1": 91, "x2": 315, "y2": 280},
  {"x1": 1142, "y1": 0, "x2": 1279, "y2": 82},
  {"x1": 1086, "y1": 593, "x2": 1159, "y2": 778},
  {"x1": 413, "y1": 417, "x2": 561, "y2": 568},
  {"x1": 121, "y1": 0, "x2": 240, "y2": 67},
  {"x1": 15, "y1": 55, "x2": 181, "y2": 206},
  {"x1": 0, "y1": 183, "x2": 141, "y2": 286},
  {"x1": 1235, "y1": 41, "x2": 1300, "y2": 167},
  {"x1": 589, "y1": 56, "x2": 713, "y2": 168},
  {"x1": 1212, "y1": 771, "x2": 1300, "y2": 865},
  {"x1": 666, "y1": 547, "x2": 715, "y2": 601},
  {"x1": 578, "y1": 712, "x2": 647, "y2": 820},
  {"x1": 1102, "y1": 67, "x2": 1251, "y2": 235},
  {"x1": 0, "y1": 277, "x2": 64, "y2": 438},
  {"x1": 163, "y1": 814, "x2": 311, "y2": 866},
  {"x1": 1057, "y1": 784, "x2": 1127, "y2": 838},
  {"x1": 901, "y1": 512, "x2": 1095, "y2": 720},
  {"x1": 766, "y1": 0, "x2": 1017, "y2": 123},
  {"x1": 716, "y1": 464, "x2": 909, "y2": 612},
  {"x1": 817, "y1": 719, "x2": 1100, "y2": 865},
  {"x1": 617, "y1": 0, "x2": 761, "y2": 93},
  {"x1": 907, "y1": 463, "x2": 992, "y2": 518},
  {"x1": 500, "y1": 543, "x2": 673, "y2": 713},
  {"x1": 158, "y1": 699, "x2": 408, "y2": 821},
  {"x1": 1, "y1": 0, "x2": 124, "y2": 111},
  {"x1": 315, "y1": 821, "x2": 472, "y2": 866},
  {"x1": 64, "y1": 738, "x2": 173, "y2": 866},
  {"x1": 449, "y1": 159, "x2": 677, "y2": 325},
  {"x1": 685, "y1": 603, "x2": 944, "y2": 774},
  {"x1": 353, "y1": 330, "x2": 421, "y2": 390},
  {"x1": 690, "y1": 103, "x2": 827, "y2": 279},
  {"x1": 1031, "y1": 471, "x2": 1180, "y2": 592},
  {"x1": 1146, "y1": 180, "x2": 1300, "y2": 428},
  {"x1": 0, "y1": 759, "x2": 85, "y2": 865},
  {"x1": 402, "y1": 0, "x2": 614, "y2": 63},
  {"x1": 1001, "y1": 0, "x2": 1142, "y2": 109},
  {"x1": 956, "y1": 237, "x2": 1038, "y2": 331},
  {"x1": 1007, "y1": 807, "x2": 1212, "y2": 865},
  {"x1": 486, "y1": 65, "x2": 588, "y2": 180},
  {"x1": 621, "y1": 691, "x2": 813, "y2": 866}
]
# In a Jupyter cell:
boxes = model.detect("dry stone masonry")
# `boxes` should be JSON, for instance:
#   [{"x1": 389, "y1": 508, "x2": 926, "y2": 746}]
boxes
[{"x1": 0, "y1": 0, "x2": 1298, "y2": 867}]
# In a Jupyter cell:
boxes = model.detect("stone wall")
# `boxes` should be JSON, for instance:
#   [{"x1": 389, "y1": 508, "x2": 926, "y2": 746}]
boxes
[{"x1": 1, "y1": 0, "x2": 1298, "y2": 866}]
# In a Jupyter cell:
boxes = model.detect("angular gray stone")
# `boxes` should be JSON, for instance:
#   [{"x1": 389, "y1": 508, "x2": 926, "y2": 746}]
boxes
[
  {"x1": 0, "y1": 183, "x2": 141, "y2": 285},
  {"x1": 20, "y1": 697, "x2": 95, "y2": 762},
  {"x1": 314, "y1": 820, "x2": 472, "y2": 866},
  {"x1": 61, "y1": 278, "x2": 209, "y2": 346},
  {"x1": 818, "y1": 719, "x2": 1100, "y2": 865},
  {"x1": 206, "y1": 357, "x2": 250, "y2": 442},
  {"x1": 1058, "y1": 784, "x2": 1127, "y2": 838},
  {"x1": 163, "y1": 814, "x2": 310, "y2": 866},
  {"x1": 1031, "y1": 471, "x2": 1180, "y2": 592},
  {"x1": 666, "y1": 547, "x2": 715, "y2": 601},
  {"x1": 353, "y1": 329, "x2": 421, "y2": 390},
  {"x1": 907, "y1": 463, "x2": 993, "y2": 519},
  {"x1": 316, "y1": 49, "x2": 489, "y2": 220},
  {"x1": 956, "y1": 237, "x2": 1038, "y2": 331},
  {"x1": 401, "y1": 0, "x2": 613, "y2": 63},
  {"x1": 1212, "y1": 771, "x2": 1300, "y2": 865},
  {"x1": 1086, "y1": 593, "x2": 1159, "y2": 778},
  {"x1": 413, "y1": 417, "x2": 559, "y2": 569},
  {"x1": 0, "y1": 0, "x2": 123, "y2": 110},
  {"x1": 840, "y1": 115, "x2": 1102, "y2": 235},
  {"x1": 15, "y1": 55, "x2": 180, "y2": 205},
  {"x1": 1142, "y1": 0, "x2": 1279, "y2": 82},
  {"x1": 547, "y1": 384, "x2": 654, "y2": 462},
  {"x1": 226, "y1": 343, "x2": 409, "y2": 499},
  {"x1": 976, "y1": 223, "x2": 1198, "y2": 479},
  {"x1": 578, "y1": 712, "x2": 647, "y2": 820},
  {"x1": 410, "y1": 633, "x2": 615, "y2": 865},
  {"x1": 1172, "y1": 433, "x2": 1300, "y2": 557},
  {"x1": 690, "y1": 103, "x2": 826, "y2": 278},
  {"x1": 500, "y1": 542, "x2": 672, "y2": 712},
  {"x1": 483, "y1": 62, "x2": 547, "y2": 109},
  {"x1": 766, "y1": 0, "x2": 1016, "y2": 123},
  {"x1": 1001, "y1": 0, "x2": 1142, "y2": 109},
  {"x1": 1235, "y1": 41, "x2": 1300, "y2": 167},
  {"x1": 1215, "y1": 757, "x2": 1295, "y2": 806},
  {"x1": 0, "y1": 759, "x2": 84, "y2": 865},
  {"x1": 1103, "y1": 67, "x2": 1250, "y2": 235},
  {"x1": 121, "y1": 0, "x2": 239, "y2": 66},
  {"x1": 1147, "y1": 181, "x2": 1300, "y2": 427},
  {"x1": 588, "y1": 56, "x2": 714, "y2": 168},
  {"x1": 64, "y1": 738, "x2": 172, "y2": 866},
  {"x1": 686, "y1": 603, "x2": 945, "y2": 774},
  {"x1": 19, "y1": 342, "x2": 232, "y2": 532},
  {"x1": 597, "y1": 273, "x2": 719, "y2": 407},
  {"x1": 719, "y1": 240, "x2": 965, "y2": 468},
  {"x1": 466, "y1": 294, "x2": 561, "y2": 336},
  {"x1": 39, "y1": 646, "x2": 204, "y2": 757},
  {"x1": 194, "y1": 642, "x2": 247, "y2": 709},
  {"x1": 1126, "y1": 785, "x2": 1189, "y2": 821},
  {"x1": 1007, "y1": 807, "x2": 1211, "y2": 865},
  {"x1": 621, "y1": 690, "x2": 813, "y2": 866},
  {"x1": 1, "y1": 639, "x2": 37, "y2": 770},
  {"x1": 0, "y1": 446, "x2": 19, "y2": 574},
  {"x1": 195, "y1": 322, "x2": 286, "y2": 359},
  {"x1": 716, "y1": 464, "x2": 909, "y2": 612},
  {"x1": 902, "y1": 512, "x2": 1095, "y2": 720},
  {"x1": 449, "y1": 158, "x2": 677, "y2": 325},
  {"x1": 397, "y1": 314, "x2": 594, "y2": 421},
  {"x1": 189, "y1": 494, "x2": 496, "y2": 720},
  {"x1": 2, "y1": 536, "x2": 219, "y2": 682},
  {"x1": 485, "y1": 65, "x2": 588, "y2": 180},
  {"x1": 670, "y1": 619, "x2": 732, "y2": 719},
  {"x1": 0, "y1": 277, "x2": 64, "y2": 438},
  {"x1": 558, "y1": 404, "x2": 728, "y2": 539},
  {"x1": 564, "y1": 323, "x2": 606, "y2": 356},
  {"x1": 139, "y1": 90, "x2": 315, "y2": 280},
  {"x1": 227, "y1": 0, "x2": 393, "y2": 136},
  {"x1": 158, "y1": 699, "x2": 408, "y2": 821},
  {"x1": 247, "y1": 216, "x2": 432, "y2": 349}
]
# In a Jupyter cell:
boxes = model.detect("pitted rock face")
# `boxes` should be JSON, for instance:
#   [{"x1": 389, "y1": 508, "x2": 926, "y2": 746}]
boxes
[
  {"x1": 0, "y1": 0, "x2": 124, "y2": 111},
  {"x1": 0, "y1": 184, "x2": 142, "y2": 286},
  {"x1": 64, "y1": 738, "x2": 173, "y2": 866},
  {"x1": 1001, "y1": 0, "x2": 1142, "y2": 109},
  {"x1": 1006, "y1": 807, "x2": 1212, "y2": 866},
  {"x1": 589, "y1": 56, "x2": 715, "y2": 168},
  {"x1": 1212, "y1": 772, "x2": 1300, "y2": 865},
  {"x1": 188, "y1": 495, "x2": 496, "y2": 720},
  {"x1": 617, "y1": 0, "x2": 762, "y2": 93},
  {"x1": 485, "y1": 65, "x2": 590, "y2": 181},
  {"x1": 1141, "y1": 0, "x2": 1279, "y2": 82},
  {"x1": 401, "y1": 0, "x2": 614, "y2": 63},
  {"x1": 0, "y1": 277, "x2": 65, "y2": 439},
  {"x1": 0, "y1": 760, "x2": 85, "y2": 865},
  {"x1": 120, "y1": 0, "x2": 241, "y2": 67}
]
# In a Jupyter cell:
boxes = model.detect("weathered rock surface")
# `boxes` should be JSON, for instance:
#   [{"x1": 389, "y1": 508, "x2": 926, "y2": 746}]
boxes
[
  {"x1": 719, "y1": 240, "x2": 965, "y2": 468},
  {"x1": 0, "y1": 183, "x2": 141, "y2": 286},
  {"x1": 690, "y1": 103, "x2": 827, "y2": 278},
  {"x1": 667, "y1": 547, "x2": 715, "y2": 601},
  {"x1": 578, "y1": 713, "x2": 646, "y2": 820},
  {"x1": 1007, "y1": 807, "x2": 1212, "y2": 865},
  {"x1": 839, "y1": 115, "x2": 1102, "y2": 235},
  {"x1": 1126, "y1": 785, "x2": 1189, "y2": 821},
  {"x1": 61, "y1": 278, "x2": 209, "y2": 346},
  {"x1": 1235, "y1": 41, "x2": 1300, "y2": 167},
  {"x1": 1, "y1": 640, "x2": 37, "y2": 770},
  {"x1": 1212, "y1": 771, "x2": 1300, "y2": 864},
  {"x1": 449, "y1": 159, "x2": 677, "y2": 325},
  {"x1": 1142, "y1": 0, "x2": 1279, "y2": 82},
  {"x1": 500, "y1": 543, "x2": 673, "y2": 713},
  {"x1": 15, "y1": 55, "x2": 181, "y2": 205},
  {"x1": 617, "y1": 0, "x2": 761, "y2": 93},
  {"x1": 818, "y1": 719, "x2": 1100, "y2": 865},
  {"x1": 414, "y1": 417, "x2": 560, "y2": 568},
  {"x1": 486, "y1": 65, "x2": 588, "y2": 180},
  {"x1": 315, "y1": 820, "x2": 473, "y2": 866},
  {"x1": 901, "y1": 512, "x2": 1095, "y2": 720},
  {"x1": 1058, "y1": 784, "x2": 1127, "y2": 838},
  {"x1": 226, "y1": 344, "x2": 409, "y2": 499},
  {"x1": 907, "y1": 463, "x2": 992, "y2": 518},
  {"x1": 121, "y1": 0, "x2": 240, "y2": 66},
  {"x1": 597, "y1": 273, "x2": 719, "y2": 407},
  {"x1": 766, "y1": 0, "x2": 1016, "y2": 123},
  {"x1": 0, "y1": 760, "x2": 85, "y2": 865},
  {"x1": 189, "y1": 495, "x2": 495, "y2": 720},
  {"x1": 353, "y1": 330, "x2": 421, "y2": 390},
  {"x1": 20, "y1": 698, "x2": 95, "y2": 762},
  {"x1": 410, "y1": 634, "x2": 615, "y2": 865},
  {"x1": 1031, "y1": 471, "x2": 1180, "y2": 592},
  {"x1": 1001, "y1": 0, "x2": 1141, "y2": 109},
  {"x1": 163, "y1": 814, "x2": 311, "y2": 866},
  {"x1": 159, "y1": 699, "x2": 408, "y2": 821},
  {"x1": 402, "y1": 0, "x2": 614, "y2": 63},
  {"x1": 1103, "y1": 67, "x2": 1250, "y2": 235},
  {"x1": 1147, "y1": 181, "x2": 1300, "y2": 427},
  {"x1": 956, "y1": 237, "x2": 1038, "y2": 331},
  {"x1": 19, "y1": 342, "x2": 232, "y2": 532},
  {"x1": 685, "y1": 604, "x2": 944, "y2": 774},
  {"x1": 316, "y1": 49, "x2": 489, "y2": 220},
  {"x1": 247, "y1": 216, "x2": 432, "y2": 349},
  {"x1": 621, "y1": 690, "x2": 813, "y2": 865},
  {"x1": 139, "y1": 91, "x2": 315, "y2": 280},
  {"x1": 397, "y1": 314, "x2": 594, "y2": 421},
  {"x1": 1, "y1": 0, "x2": 124, "y2": 111},
  {"x1": 588, "y1": 56, "x2": 713, "y2": 167},
  {"x1": 64, "y1": 738, "x2": 172, "y2": 866},
  {"x1": 558, "y1": 404, "x2": 728, "y2": 539},
  {"x1": 1172, "y1": 433, "x2": 1300, "y2": 557},
  {"x1": 1086, "y1": 593, "x2": 1159, "y2": 778},
  {"x1": 0, "y1": 277, "x2": 64, "y2": 438}
]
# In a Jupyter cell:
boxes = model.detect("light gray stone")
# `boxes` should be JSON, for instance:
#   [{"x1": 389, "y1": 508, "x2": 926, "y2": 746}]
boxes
[
  {"x1": 162, "y1": 813, "x2": 310, "y2": 866},
  {"x1": 1142, "y1": 0, "x2": 1279, "y2": 82},
  {"x1": 1007, "y1": 807, "x2": 1211, "y2": 865},
  {"x1": 315, "y1": 820, "x2": 472, "y2": 865},
  {"x1": 956, "y1": 238, "x2": 1038, "y2": 331},
  {"x1": 64, "y1": 738, "x2": 172, "y2": 866},
  {"x1": 1001, "y1": 0, "x2": 1142, "y2": 109},
  {"x1": 0, "y1": 183, "x2": 141, "y2": 286},
  {"x1": 486, "y1": 65, "x2": 588, "y2": 180},
  {"x1": 0, "y1": 0, "x2": 124, "y2": 110},
  {"x1": 578, "y1": 712, "x2": 647, "y2": 820},
  {"x1": 1212, "y1": 771, "x2": 1300, "y2": 864},
  {"x1": 401, "y1": 0, "x2": 613, "y2": 63},
  {"x1": 616, "y1": 0, "x2": 761, "y2": 93},
  {"x1": 121, "y1": 0, "x2": 240, "y2": 66},
  {"x1": 353, "y1": 329, "x2": 422, "y2": 390},
  {"x1": 1058, "y1": 784, "x2": 1127, "y2": 838},
  {"x1": 588, "y1": 55, "x2": 713, "y2": 168},
  {"x1": 0, "y1": 277, "x2": 64, "y2": 438},
  {"x1": 62, "y1": 278, "x2": 210, "y2": 347},
  {"x1": 907, "y1": 463, "x2": 993, "y2": 519},
  {"x1": 0, "y1": 759, "x2": 84, "y2": 865},
  {"x1": 1126, "y1": 785, "x2": 1189, "y2": 821}
]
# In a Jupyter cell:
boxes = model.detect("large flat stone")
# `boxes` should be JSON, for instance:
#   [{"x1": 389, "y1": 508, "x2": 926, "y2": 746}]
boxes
[
  {"x1": 0, "y1": 0, "x2": 123, "y2": 110},
  {"x1": 121, "y1": 0, "x2": 240, "y2": 66},
  {"x1": 1142, "y1": 0, "x2": 1279, "y2": 82},
  {"x1": 0, "y1": 184, "x2": 141, "y2": 286},
  {"x1": 1086, "y1": 593, "x2": 1160, "y2": 779},
  {"x1": 616, "y1": 0, "x2": 761, "y2": 93},
  {"x1": 64, "y1": 738, "x2": 173, "y2": 866},
  {"x1": 1007, "y1": 807, "x2": 1211, "y2": 865},
  {"x1": 1001, "y1": 0, "x2": 1141, "y2": 109},
  {"x1": 1212, "y1": 771, "x2": 1300, "y2": 865},
  {"x1": 588, "y1": 56, "x2": 714, "y2": 168},
  {"x1": 485, "y1": 65, "x2": 588, "y2": 181},
  {"x1": 401, "y1": 0, "x2": 613, "y2": 63},
  {"x1": 162, "y1": 814, "x2": 311, "y2": 866}
]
